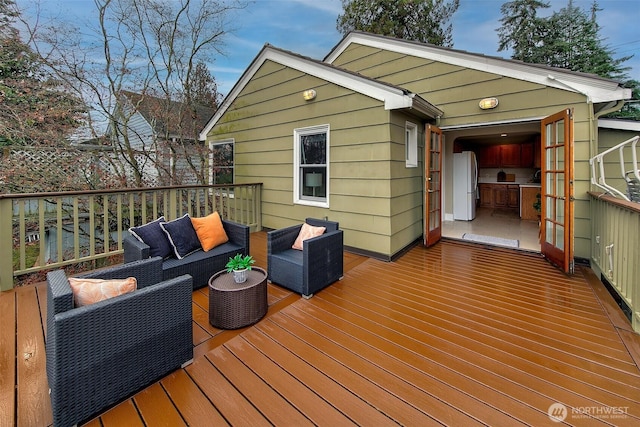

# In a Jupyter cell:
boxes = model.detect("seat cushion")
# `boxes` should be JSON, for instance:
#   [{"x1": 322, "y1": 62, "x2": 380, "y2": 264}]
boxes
[
  {"x1": 160, "y1": 214, "x2": 202, "y2": 259},
  {"x1": 128, "y1": 216, "x2": 173, "y2": 259},
  {"x1": 68, "y1": 277, "x2": 137, "y2": 307},
  {"x1": 292, "y1": 222, "x2": 326, "y2": 250},
  {"x1": 191, "y1": 212, "x2": 229, "y2": 251}
]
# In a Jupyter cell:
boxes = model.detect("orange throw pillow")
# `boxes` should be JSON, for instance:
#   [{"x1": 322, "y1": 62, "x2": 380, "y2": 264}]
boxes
[
  {"x1": 191, "y1": 212, "x2": 229, "y2": 251},
  {"x1": 68, "y1": 277, "x2": 137, "y2": 307},
  {"x1": 292, "y1": 223, "x2": 326, "y2": 250}
]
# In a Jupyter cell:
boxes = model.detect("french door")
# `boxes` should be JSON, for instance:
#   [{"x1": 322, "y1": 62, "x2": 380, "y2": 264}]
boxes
[
  {"x1": 424, "y1": 125, "x2": 442, "y2": 247},
  {"x1": 540, "y1": 109, "x2": 574, "y2": 273}
]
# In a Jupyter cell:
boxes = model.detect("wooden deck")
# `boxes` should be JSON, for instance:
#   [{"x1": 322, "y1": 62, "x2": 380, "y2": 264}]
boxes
[{"x1": 2, "y1": 233, "x2": 640, "y2": 426}]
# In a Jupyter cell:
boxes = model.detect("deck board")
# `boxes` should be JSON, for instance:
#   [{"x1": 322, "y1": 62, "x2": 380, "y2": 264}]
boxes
[{"x1": 3, "y1": 233, "x2": 640, "y2": 426}]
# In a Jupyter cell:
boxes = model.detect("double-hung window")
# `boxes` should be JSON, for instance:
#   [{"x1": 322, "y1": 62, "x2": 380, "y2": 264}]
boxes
[
  {"x1": 209, "y1": 139, "x2": 234, "y2": 184},
  {"x1": 294, "y1": 124, "x2": 329, "y2": 207}
]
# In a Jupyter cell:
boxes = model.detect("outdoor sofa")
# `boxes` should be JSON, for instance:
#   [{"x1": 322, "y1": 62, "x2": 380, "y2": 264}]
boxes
[
  {"x1": 46, "y1": 257, "x2": 193, "y2": 427},
  {"x1": 123, "y1": 217, "x2": 249, "y2": 290}
]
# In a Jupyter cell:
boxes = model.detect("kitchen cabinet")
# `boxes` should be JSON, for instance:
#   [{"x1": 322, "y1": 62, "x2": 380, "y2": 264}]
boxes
[
  {"x1": 493, "y1": 186, "x2": 508, "y2": 207},
  {"x1": 479, "y1": 184, "x2": 493, "y2": 207},
  {"x1": 478, "y1": 183, "x2": 520, "y2": 211},
  {"x1": 508, "y1": 185, "x2": 519, "y2": 208},
  {"x1": 520, "y1": 186, "x2": 541, "y2": 220},
  {"x1": 477, "y1": 145, "x2": 500, "y2": 168},
  {"x1": 500, "y1": 144, "x2": 521, "y2": 167},
  {"x1": 476, "y1": 143, "x2": 535, "y2": 168},
  {"x1": 520, "y1": 143, "x2": 534, "y2": 168}
]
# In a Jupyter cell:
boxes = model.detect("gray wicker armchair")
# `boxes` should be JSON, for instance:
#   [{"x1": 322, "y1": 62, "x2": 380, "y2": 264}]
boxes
[
  {"x1": 267, "y1": 218, "x2": 343, "y2": 298},
  {"x1": 46, "y1": 257, "x2": 193, "y2": 427}
]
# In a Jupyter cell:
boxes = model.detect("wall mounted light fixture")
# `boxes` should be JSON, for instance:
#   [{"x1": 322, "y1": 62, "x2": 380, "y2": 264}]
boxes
[
  {"x1": 479, "y1": 97, "x2": 499, "y2": 110},
  {"x1": 302, "y1": 89, "x2": 317, "y2": 101}
]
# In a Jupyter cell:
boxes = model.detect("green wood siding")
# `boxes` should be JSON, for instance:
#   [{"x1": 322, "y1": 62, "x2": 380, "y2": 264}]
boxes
[
  {"x1": 207, "y1": 60, "x2": 426, "y2": 258},
  {"x1": 333, "y1": 43, "x2": 598, "y2": 259}
]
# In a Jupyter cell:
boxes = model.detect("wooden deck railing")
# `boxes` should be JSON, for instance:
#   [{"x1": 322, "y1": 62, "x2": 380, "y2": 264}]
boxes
[
  {"x1": 0, "y1": 183, "x2": 262, "y2": 290},
  {"x1": 589, "y1": 191, "x2": 640, "y2": 332}
]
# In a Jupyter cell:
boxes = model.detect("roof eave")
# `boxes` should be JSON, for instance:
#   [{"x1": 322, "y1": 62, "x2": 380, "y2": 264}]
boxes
[{"x1": 326, "y1": 32, "x2": 631, "y2": 104}]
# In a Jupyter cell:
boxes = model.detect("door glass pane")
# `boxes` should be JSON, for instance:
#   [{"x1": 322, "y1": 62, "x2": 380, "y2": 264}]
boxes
[
  {"x1": 546, "y1": 173, "x2": 554, "y2": 196},
  {"x1": 557, "y1": 173, "x2": 564, "y2": 198},
  {"x1": 556, "y1": 198, "x2": 564, "y2": 223},
  {"x1": 556, "y1": 146, "x2": 564, "y2": 171},
  {"x1": 545, "y1": 196, "x2": 554, "y2": 219},
  {"x1": 557, "y1": 121, "x2": 565, "y2": 145},
  {"x1": 556, "y1": 224, "x2": 564, "y2": 250},
  {"x1": 545, "y1": 219, "x2": 553, "y2": 244},
  {"x1": 430, "y1": 171, "x2": 440, "y2": 188},
  {"x1": 545, "y1": 124, "x2": 553, "y2": 147}
]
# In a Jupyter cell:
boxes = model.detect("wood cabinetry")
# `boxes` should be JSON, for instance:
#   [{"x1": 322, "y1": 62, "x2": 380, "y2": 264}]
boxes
[
  {"x1": 507, "y1": 185, "x2": 519, "y2": 208},
  {"x1": 478, "y1": 183, "x2": 520, "y2": 211},
  {"x1": 479, "y1": 184, "x2": 493, "y2": 207},
  {"x1": 476, "y1": 143, "x2": 536, "y2": 168},
  {"x1": 500, "y1": 144, "x2": 521, "y2": 167},
  {"x1": 520, "y1": 186, "x2": 541, "y2": 220},
  {"x1": 477, "y1": 145, "x2": 500, "y2": 168}
]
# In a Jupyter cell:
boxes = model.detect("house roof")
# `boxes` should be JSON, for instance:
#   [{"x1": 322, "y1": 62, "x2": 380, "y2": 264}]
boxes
[
  {"x1": 598, "y1": 119, "x2": 640, "y2": 132},
  {"x1": 121, "y1": 91, "x2": 215, "y2": 140},
  {"x1": 325, "y1": 32, "x2": 632, "y2": 104},
  {"x1": 199, "y1": 44, "x2": 444, "y2": 140}
]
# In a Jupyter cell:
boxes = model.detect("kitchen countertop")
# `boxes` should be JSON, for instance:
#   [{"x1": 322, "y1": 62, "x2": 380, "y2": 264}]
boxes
[{"x1": 478, "y1": 181, "x2": 541, "y2": 187}]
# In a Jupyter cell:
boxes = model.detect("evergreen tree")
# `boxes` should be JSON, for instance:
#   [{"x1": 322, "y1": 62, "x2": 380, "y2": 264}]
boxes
[
  {"x1": 337, "y1": 0, "x2": 460, "y2": 47},
  {"x1": 498, "y1": 0, "x2": 630, "y2": 80},
  {"x1": 497, "y1": 0, "x2": 550, "y2": 63}
]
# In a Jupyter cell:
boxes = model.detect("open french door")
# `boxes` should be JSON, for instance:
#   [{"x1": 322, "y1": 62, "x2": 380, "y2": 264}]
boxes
[
  {"x1": 540, "y1": 109, "x2": 574, "y2": 273},
  {"x1": 424, "y1": 125, "x2": 442, "y2": 247}
]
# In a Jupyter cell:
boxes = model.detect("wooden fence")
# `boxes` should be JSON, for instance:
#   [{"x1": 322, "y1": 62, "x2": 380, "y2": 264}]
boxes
[{"x1": 0, "y1": 184, "x2": 262, "y2": 290}]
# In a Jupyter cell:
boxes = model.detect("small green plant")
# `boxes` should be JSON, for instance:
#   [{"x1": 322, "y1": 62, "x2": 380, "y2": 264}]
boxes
[
  {"x1": 533, "y1": 193, "x2": 541, "y2": 213},
  {"x1": 225, "y1": 254, "x2": 254, "y2": 272}
]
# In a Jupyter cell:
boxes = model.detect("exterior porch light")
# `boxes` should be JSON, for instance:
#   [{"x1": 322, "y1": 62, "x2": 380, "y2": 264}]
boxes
[
  {"x1": 479, "y1": 97, "x2": 499, "y2": 110},
  {"x1": 302, "y1": 89, "x2": 317, "y2": 101}
]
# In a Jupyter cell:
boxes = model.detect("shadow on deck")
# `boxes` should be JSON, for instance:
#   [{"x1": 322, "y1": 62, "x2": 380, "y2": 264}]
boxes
[{"x1": 2, "y1": 233, "x2": 640, "y2": 426}]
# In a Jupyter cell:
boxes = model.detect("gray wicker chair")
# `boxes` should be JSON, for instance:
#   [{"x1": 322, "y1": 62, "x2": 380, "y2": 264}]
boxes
[
  {"x1": 267, "y1": 218, "x2": 343, "y2": 298},
  {"x1": 46, "y1": 257, "x2": 193, "y2": 427}
]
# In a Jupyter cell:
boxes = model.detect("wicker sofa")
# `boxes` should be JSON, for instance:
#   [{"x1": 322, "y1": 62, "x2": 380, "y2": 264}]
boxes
[
  {"x1": 124, "y1": 219, "x2": 249, "y2": 290},
  {"x1": 46, "y1": 257, "x2": 193, "y2": 427},
  {"x1": 267, "y1": 218, "x2": 343, "y2": 298}
]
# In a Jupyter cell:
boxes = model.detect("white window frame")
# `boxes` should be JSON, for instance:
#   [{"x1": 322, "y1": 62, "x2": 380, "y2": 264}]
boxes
[
  {"x1": 208, "y1": 138, "x2": 234, "y2": 185},
  {"x1": 405, "y1": 121, "x2": 418, "y2": 168},
  {"x1": 293, "y1": 124, "x2": 330, "y2": 208}
]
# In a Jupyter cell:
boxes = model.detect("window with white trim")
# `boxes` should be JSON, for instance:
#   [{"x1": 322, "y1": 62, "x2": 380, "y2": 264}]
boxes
[
  {"x1": 209, "y1": 139, "x2": 234, "y2": 184},
  {"x1": 405, "y1": 121, "x2": 418, "y2": 168},
  {"x1": 294, "y1": 125, "x2": 329, "y2": 207}
]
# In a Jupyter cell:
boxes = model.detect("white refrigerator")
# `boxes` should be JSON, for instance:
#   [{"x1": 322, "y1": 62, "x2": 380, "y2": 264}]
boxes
[{"x1": 453, "y1": 151, "x2": 478, "y2": 220}]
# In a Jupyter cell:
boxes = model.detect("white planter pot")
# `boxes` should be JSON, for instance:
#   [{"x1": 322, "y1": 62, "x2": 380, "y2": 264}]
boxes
[{"x1": 232, "y1": 268, "x2": 248, "y2": 283}]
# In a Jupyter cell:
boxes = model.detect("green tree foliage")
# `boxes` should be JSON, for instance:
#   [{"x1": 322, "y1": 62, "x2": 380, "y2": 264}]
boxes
[
  {"x1": 0, "y1": 0, "x2": 84, "y2": 147},
  {"x1": 498, "y1": 0, "x2": 630, "y2": 80},
  {"x1": 337, "y1": 0, "x2": 460, "y2": 47},
  {"x1": 497, "y1": 0, "x2": 550, "y2": 64}
]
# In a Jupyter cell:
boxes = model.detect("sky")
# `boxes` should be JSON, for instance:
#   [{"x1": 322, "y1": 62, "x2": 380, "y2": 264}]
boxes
[{"x1": 17, "y1": 0, "x2": 640, "y2": 97}]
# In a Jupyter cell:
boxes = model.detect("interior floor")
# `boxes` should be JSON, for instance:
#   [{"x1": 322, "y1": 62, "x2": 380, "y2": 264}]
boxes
[{"x1": 442, "y1": 207, "x2": 540, "y2": 252}]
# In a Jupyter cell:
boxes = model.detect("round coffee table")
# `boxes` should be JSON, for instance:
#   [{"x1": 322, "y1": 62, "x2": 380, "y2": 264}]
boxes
[{"x1": 208, "y1": 267, "x2": 268, "y2": 329}]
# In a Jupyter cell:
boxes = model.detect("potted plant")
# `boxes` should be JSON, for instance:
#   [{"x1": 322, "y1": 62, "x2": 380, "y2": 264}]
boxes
[
  {"x1": 533, "y1": 193, "x2": 541, "y2": 217},
  {"x1": 225, "y1": 254, "x2": 255, "y2": 283}
]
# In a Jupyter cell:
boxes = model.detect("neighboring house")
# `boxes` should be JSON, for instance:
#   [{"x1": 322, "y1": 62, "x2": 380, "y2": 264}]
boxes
[
  {"x1": 199, "y1": 31, "x2": 634, "y2": 271},
  {"x1": 108, "y1": 91, "x2": 219, "y2": 186}
]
